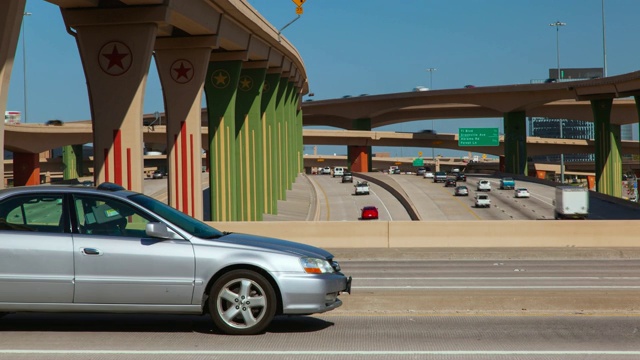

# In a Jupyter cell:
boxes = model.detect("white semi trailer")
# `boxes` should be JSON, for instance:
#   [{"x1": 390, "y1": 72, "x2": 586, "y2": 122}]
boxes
[{"x1": 554, "y1": 186, "x2": 589, "y2": 219}]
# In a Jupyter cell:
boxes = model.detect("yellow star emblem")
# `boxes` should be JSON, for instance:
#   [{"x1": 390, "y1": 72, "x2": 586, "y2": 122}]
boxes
[
  {"x1": 211, "y1": 70, "x2": 230, "y2": 89},
  {"x1": 239, "y1": 76, "x2": 253, "y2": 91}
]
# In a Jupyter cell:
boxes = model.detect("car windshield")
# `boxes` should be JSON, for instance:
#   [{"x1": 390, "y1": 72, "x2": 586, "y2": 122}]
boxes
[{"x1": 128, "y1": 194, "x2": 224, "y2": 239}]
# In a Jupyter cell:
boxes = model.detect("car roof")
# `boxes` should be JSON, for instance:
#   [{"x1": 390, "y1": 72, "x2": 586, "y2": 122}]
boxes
[{"x1": 0, "y1": 182, "x2": 136, "y2": 200}]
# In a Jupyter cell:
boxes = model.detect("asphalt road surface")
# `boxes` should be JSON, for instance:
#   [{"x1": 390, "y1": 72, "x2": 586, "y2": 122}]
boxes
[
  {"x1": 2, "y1": 251, "x2": 640, "y2": 360},
  {"x1": 309, "y1": 174, "x2": 411, "y2": 221}
]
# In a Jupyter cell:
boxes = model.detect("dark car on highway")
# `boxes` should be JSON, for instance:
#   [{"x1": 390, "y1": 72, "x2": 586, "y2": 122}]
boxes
[
  {"x1": 456, "y1": 173, "x2": 466, "y2": 182},
  {"x1": 445, "y1": 178, "x2": 457, "y2": 187},
  {"x1": 342, "y1": 172, "x2": 353, "y2": 183}
]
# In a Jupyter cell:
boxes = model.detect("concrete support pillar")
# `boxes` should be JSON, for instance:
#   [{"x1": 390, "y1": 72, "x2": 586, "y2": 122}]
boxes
[
  {"x1": 350, "y1": 118, "x2": 373, "y2": 172},
  {"x1": 204, "y1": 59, "x2": 242, "y2": 221},
  {"x1": 62, "y1": 145, "x2": 83, "y2": 180},
  {"x1": 503, "y1": 111, "x2": 528, "y2": 175},
  {"x1": 284, "y1": 81, "x2": 296, "y2": 189},
  {"x1": 66, "y1": 18, "x2": 157, "y2": 192},
  {"x1": 235, "y1": 63, "x2": 267, "y2": 221},
  {"x1": 261, "y1": 72, "x2": 281, "y2": 214},
  {"x1": 348, "y1": 146, "x2": 370, "y2": 172},
  {"x1": 0, "y1": 0, "x2": 26, "y2": 189},
  {"x1": 635, "y1": 96, "x2": 640, "y2": 160},
  {"x1": 13, "y1": 152, "x2": 39, "y2": 186},
  {"x1": 275, "y1": 77, "x2": 289, "y2": 199},
  {"x1": 296, "y1": 103, "x2": 304, "y2": 173},
  {"x1": 155, "y1": 38, "x2": 215, "y2": 220},
  {"x1": 592, "y1": 98, "x2": 621, "y2": 197}
]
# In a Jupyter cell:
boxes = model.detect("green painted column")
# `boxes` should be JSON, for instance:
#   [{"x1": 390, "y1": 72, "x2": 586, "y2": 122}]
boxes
[
  {"x1": 235, "y1": 66, "x2": 266, "y2": 221},
  {"x1": 296, "y1": 105, "x2": 304, "y2": 173},
  {"x1": 285, "y1": 81, "x2": 296, "y2": 189},
  {"x1": 351, "y1": 118, "x2": 373, "y2": 172},
  {"x1": 503, "y1": 111, "x2": 528, "y2": 175},
  {"x1": 592, "y1": 98, "x2": 621, "y2": 197},
  {"x1": 275, "y1": 77, "x2": 289, "y2": 200},
  {"x1": 635, "y1": 96, "x2": 640, "y2": 162},
  {"x1": 62, "y1": 145, "x2": 83, "y2": 180},
  {"x1": 204, "y1": 60, "x2": 242, "y2": 221},
  {"x1": 290, "y1": 83, "x2": 300, "y2": 184},
  {"x1": 261, "y1": 72, "x2": 281, "y2": 214}
]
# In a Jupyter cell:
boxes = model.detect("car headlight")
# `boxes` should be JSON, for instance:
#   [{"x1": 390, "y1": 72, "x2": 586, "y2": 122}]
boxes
[{"x1": 300, "y1": 257, "x2": 335, "y2": 274}]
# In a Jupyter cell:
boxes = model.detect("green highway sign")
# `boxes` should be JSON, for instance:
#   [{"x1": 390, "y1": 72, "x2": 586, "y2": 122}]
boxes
[
  {"x1": 458, "y1": 128, "x2": 499, "y2": 146},
  {"x1": 412, "y1": 158, "x2": 424, "y2": 167}
]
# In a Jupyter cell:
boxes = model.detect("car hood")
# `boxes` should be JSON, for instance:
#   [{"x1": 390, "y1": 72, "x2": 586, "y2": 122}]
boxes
[{"x1": 212, "y1": 233, "x2": 334, "y2": 260}]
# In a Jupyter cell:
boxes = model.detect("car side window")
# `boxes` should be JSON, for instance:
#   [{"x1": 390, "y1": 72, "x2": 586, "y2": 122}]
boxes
[
  {"x1": 0, "y1": 194, "x2": 65, "y2": 233},
  {"x1": 73, "y1": 195, "x2": 155, "y2": 238}
]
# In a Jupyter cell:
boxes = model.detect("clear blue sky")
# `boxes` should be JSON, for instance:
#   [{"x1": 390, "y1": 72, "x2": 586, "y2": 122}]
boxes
[{"x1": 7, "y1": 0, "x2": 640, "y2": 157}]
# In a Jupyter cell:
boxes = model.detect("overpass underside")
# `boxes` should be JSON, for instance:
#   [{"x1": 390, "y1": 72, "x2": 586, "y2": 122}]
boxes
[{"x1": 0, "y1": 0, "x2": 307, "y2": 221}]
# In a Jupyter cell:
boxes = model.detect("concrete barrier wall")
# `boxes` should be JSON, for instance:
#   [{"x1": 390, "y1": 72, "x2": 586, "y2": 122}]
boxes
[{"x1": 208, "y1": 221, "x2": 640, "y2": 248}]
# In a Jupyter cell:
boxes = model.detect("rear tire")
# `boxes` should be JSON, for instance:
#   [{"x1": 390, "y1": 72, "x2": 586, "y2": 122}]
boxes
[{"x1": 209, "y1": 270, "x2": 277, "y2": 335}]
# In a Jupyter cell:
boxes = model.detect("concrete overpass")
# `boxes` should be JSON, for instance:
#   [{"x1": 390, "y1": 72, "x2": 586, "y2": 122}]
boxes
[
  {"x1": 7, "y1": 122, "x2": 640, "y2": 157},
  {"x1": 3, "y1": 1, "x2": 640, "y2": 216},
  {"x1": 0, "y1": 0, "x2": 309, "y2": 222},
  {"x1": 301, "y1": 77, "x2": 640, "y2": 198}
]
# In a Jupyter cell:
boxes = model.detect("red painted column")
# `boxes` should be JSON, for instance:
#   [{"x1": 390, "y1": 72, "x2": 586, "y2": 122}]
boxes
[
  {"x1": 154, "y1": 40, "x2": 213, "y2": 220},
  {"x1": 349, "y1": 146, "x2": 369, "y2": 172},
  {"x1": 13, "y1": 152, "x2": 40, "y2": 186}
]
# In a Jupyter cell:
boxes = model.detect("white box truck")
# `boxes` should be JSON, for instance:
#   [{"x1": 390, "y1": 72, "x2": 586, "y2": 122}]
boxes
[{"x1": 554, "y1": 186, "x2": 589, "y2": 219}]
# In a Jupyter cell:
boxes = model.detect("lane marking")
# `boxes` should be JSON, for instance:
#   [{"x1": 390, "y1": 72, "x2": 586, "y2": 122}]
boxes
[
  {"x1": 354, "y1": 277, "x2": 640, "y2": 280},
  {"x1": 313, "y1": 177, "x2": 331, "y2": 221},
  {"x1": 2, "y1": 350, "x2": 640, "y2": 356},
  {"x1": 353, "y1": 285, "x2": 640, "y2": 289},
  {"x1": 369, "y1": 188, "x2": 393, "y2": 221}
]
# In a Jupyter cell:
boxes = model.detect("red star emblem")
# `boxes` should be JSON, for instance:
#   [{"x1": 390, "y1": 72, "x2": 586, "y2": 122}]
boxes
[
  {"x1": 103, "y1": 45, "x2": 129, "y2": 70},
  {"x1": 98, "y1": 41, "x2": 132, "y2": 76},
  {"x1": 171, "y1": 60, "x2": 194, "y2": 84}
]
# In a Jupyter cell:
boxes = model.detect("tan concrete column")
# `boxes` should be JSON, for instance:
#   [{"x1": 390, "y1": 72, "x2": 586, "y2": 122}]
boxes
[
  {"x1": 154, "y1": 37, "x2": 216, "y2": 220},
  {"x1": 66, "y1": 20, "x2": 157, "y2": 191},
  {"x1": 0, "y1": 0, "x2": 27, "y2": 189}
]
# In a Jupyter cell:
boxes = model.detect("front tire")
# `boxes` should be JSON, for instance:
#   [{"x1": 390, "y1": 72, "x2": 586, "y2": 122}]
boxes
[{"x1": 209, "y1": 270, "x2": 277, "y2": 335}]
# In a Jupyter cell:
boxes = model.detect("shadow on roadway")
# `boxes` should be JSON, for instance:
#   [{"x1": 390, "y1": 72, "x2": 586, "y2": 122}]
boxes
[{"x1": 0, "y1": 313, "x2": 334, "y2": 335}]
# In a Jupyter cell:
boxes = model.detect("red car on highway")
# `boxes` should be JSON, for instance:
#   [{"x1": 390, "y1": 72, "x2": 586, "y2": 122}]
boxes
[{"x1": 360, "y1": 206, "x2": 379, "y2": 220}]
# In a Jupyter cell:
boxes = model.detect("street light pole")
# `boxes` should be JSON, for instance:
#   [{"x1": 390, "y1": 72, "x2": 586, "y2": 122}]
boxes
[
  {"x1": 22, "y1": 12, "x2": 32, "y2": 123},
  {"x1": 550, "y1": 20, "x2": 566, "y2": 183},
  {"x1": 425, "y1": 67, "x2": 436, "y2": 90},
  {"x1": 549, "y1": 21, "x2": 566, "y2": 80},
  {"x1": 426, "y1": 68, "x2": 437, "y2": 161},
  {"x1": 602, "y1": 0, "x2": 607, "y2": 77}
]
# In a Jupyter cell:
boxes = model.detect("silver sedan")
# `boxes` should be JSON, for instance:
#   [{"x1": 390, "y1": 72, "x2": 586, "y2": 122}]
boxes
[{"x1": 0, "y1": 183, "x2": 351, "y2": 335}]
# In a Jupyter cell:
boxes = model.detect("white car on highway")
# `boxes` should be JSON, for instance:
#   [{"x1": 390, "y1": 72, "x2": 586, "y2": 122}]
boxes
[
  {"x1": 477, "y1": 179, "x2": 491, "y2": 192},
  {"x1": 514, "y1": 188, "x2": 531, "y2": 198},
  {"x1": 354, "y1": 181, "x2": 370, "y2": 195},
  {"x1": 423, "y1": 171, "x2": 434, "y2": 179}
]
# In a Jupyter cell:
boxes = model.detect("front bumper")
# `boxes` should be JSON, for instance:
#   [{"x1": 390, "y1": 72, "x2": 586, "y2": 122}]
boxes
[{"x1": 277, "y1": 273, "x2": 352, "y2": 315}]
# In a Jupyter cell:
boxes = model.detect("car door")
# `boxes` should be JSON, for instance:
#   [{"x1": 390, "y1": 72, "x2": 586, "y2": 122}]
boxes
[
  {"x1": 70, "y1": 194, "x2": 196, "y2": 305},
  {"x1": 0, "y1": 193, "x2": 74, "y2": 304}
]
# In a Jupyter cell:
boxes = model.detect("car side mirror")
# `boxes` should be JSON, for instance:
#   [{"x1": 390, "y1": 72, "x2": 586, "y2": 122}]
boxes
[{"x1": 145, "y1": 222, "x2": 176, "y2": 239}]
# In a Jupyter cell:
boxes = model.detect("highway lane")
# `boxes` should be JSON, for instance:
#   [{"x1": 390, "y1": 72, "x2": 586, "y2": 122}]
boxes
[
  {"x1": 1, "y1": 314, "x2": 640, "y2": 359},
  {"x1": 308, "y1": 173, "x2": 411, "y2": 221},
  {"x1": 2, "y1": 255, "x2": 640, "y2": 359},
  {"x1": 389, "y1": 173, "x2": 552, "y2": 220},
  {"x1": 390, "y1": 172, "x2": 640, "y2": 220}
]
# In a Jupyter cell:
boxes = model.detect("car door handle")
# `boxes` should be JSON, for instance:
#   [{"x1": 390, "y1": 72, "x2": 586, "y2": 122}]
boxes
[{"x1": 82, "y1": 248, "x2": 102, "y2": 255}]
